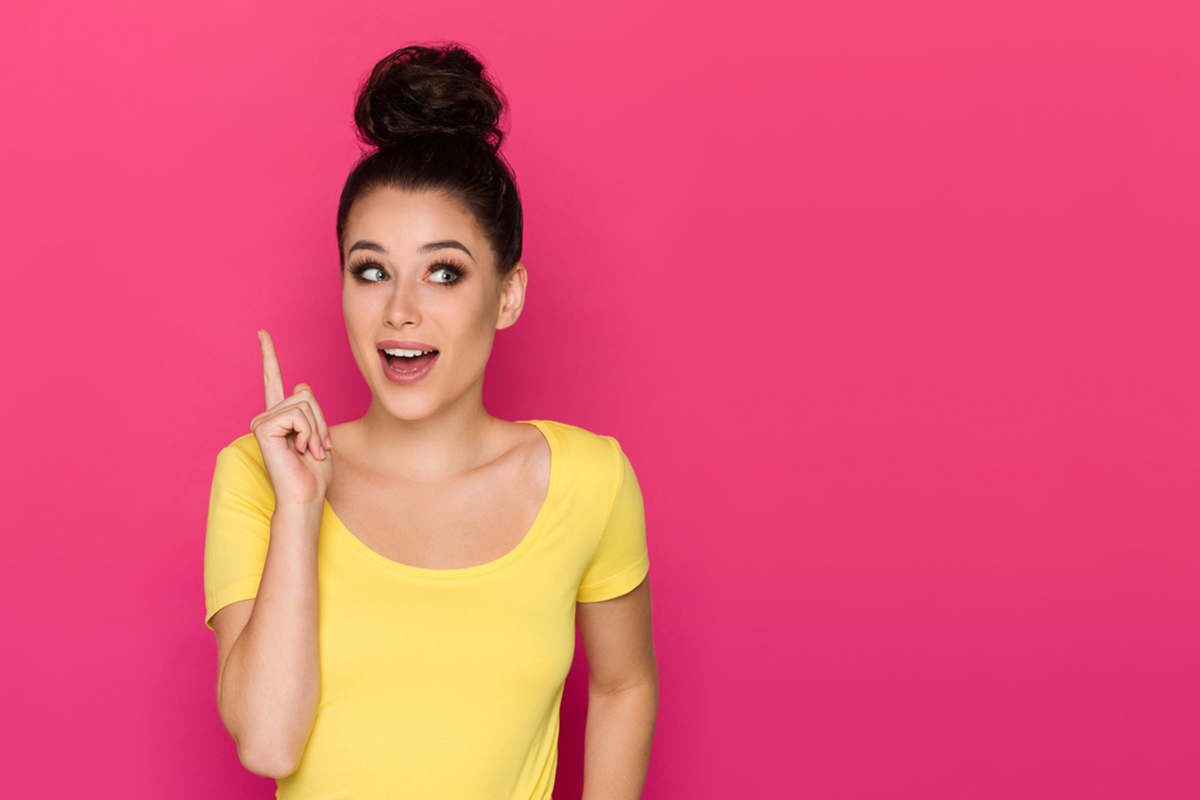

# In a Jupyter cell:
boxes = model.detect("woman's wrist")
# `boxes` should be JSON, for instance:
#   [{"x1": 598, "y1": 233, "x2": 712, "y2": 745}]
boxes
[{"x1": 272, "y1": 497, "x2": 326, "y2": 525}]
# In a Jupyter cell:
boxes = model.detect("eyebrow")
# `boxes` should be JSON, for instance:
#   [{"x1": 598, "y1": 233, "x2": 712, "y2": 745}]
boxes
[
  {"x1": 419, "y1": 240, "x2": 475, "y2": 262},
  {"x1": 347, "y1": 239, "x2": 475, "y2": 262},
  {"x1": 347, "y1": 240, "x2": 387, "y2": 255}
]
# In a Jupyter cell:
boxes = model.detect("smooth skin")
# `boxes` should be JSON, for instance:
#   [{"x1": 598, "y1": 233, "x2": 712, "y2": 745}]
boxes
[{"x1": 211, "y1": 186, "x2": 658, "y2": 796}]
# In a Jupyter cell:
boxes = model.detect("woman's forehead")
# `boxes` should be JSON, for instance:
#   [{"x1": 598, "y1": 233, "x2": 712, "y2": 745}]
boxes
[{"x1": 346, "y1": 187, "x2": 482, "y2": 245}]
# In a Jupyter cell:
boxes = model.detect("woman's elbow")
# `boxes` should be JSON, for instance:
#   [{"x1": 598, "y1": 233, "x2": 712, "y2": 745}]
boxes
[
  {"x1": 236, "y1": 739, "x2": 301, "y2": 779},
  {"x1": 219, "y1": 700, "x2": 306, "y2": 778}
]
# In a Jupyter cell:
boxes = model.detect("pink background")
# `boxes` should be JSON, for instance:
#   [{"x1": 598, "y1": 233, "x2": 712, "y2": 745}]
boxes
[{"x1": 2, "y1": 1, "x2": 1196, "y2": 797}]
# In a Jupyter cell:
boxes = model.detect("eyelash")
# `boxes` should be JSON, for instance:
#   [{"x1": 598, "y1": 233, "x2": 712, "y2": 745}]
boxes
[{"x1": 347, "y1": 258, "x2": 466, "y2": 286}]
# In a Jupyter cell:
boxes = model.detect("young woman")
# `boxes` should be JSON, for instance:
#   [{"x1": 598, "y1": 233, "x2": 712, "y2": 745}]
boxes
[{"x1": 203, "y1": 44, "x2": 657, "y2": 799}]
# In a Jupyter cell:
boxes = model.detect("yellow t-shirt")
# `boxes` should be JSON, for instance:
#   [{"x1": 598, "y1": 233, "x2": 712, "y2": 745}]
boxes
[{"x1": 203, "y1": 419, "x2": 650, "y2": 799}]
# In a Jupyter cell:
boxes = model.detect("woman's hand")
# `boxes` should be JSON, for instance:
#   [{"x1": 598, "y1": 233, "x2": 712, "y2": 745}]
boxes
[{"x1": 250, "y1": 330, "x2": 334, "y2": 509}]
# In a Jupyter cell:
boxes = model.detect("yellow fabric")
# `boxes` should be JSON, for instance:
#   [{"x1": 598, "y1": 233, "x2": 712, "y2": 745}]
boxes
[{"x1": 203, "y1": 419, "x2": 649, "y2": 799}]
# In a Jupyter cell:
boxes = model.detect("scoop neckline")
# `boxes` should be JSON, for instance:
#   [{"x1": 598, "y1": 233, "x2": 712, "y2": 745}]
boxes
[{"x1": 322, "y1": 419, "x2": 560, "y2": 579}]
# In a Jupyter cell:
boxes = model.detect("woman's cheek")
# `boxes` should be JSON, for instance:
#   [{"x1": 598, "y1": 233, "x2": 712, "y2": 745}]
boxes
[{"x1": 343, "y1": 294, "x2": 375, "y2": 336}]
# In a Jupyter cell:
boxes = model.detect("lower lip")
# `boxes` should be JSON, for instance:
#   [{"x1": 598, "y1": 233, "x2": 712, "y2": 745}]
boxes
[{"x1": 378, "y1": 350, "x2": 439, "y2": 384}]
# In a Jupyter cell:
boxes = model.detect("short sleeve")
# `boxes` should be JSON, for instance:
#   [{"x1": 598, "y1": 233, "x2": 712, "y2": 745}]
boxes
[
  {"x1": 203, "y1": 440, "x2": 275, "y2": 629},
  {"x1": 577, "y1": 437, "x2": 650, "y2": 603}
]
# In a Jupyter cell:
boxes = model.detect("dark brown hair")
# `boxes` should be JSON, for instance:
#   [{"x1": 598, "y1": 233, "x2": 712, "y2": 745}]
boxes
[{"x1": 336, "y1": 43, "x2": 523, "y2": 276}]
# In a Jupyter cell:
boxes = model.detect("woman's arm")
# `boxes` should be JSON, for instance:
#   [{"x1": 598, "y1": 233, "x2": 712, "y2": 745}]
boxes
[
  {"x1": 211, "y1": 499, "x2": 323, "y2": 778},
  {"x1": 576, "y1": 573, "x2": 659, "y2": 800},
  {"x1": 210, "y1": 331, "x2": 331, "y2": 778}
]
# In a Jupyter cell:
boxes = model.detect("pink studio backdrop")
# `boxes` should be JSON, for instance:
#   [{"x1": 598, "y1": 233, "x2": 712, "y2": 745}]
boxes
[{"x1": 1, "y1": 1, "x2": 1196, "y2": 797}]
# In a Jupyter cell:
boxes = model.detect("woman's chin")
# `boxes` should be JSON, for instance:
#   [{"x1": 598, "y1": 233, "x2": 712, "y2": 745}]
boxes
[{"x1": 372, "y1": 394, "x2": 440, "y2": 422}]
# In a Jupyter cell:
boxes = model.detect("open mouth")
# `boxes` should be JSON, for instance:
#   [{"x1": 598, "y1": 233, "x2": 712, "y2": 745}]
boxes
[
  {"x1": 378, "y1": 347, "x2": 439, "y2": 383},
  {"x1": 383, "y1": 348, "x2": 438, "y2": 371}
]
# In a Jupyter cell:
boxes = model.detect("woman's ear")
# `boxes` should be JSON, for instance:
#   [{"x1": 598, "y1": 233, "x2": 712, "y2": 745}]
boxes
[{"x1": 495, "y1": 262, "x2": 527, "y2": 330}]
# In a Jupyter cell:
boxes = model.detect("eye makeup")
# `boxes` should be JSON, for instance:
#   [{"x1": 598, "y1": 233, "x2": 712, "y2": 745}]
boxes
[
  {"x1": 347, "y1": 258, "x2": 467, "y2": 286},
  {"x1": 428, "y1": 260, "x2": 466, "y2": 285},
  {"x1": 347, "y1": 259, "x2": 388, "y2": 283}
]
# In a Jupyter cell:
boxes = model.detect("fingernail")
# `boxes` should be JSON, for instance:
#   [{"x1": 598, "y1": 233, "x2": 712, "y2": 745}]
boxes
[{"x1": 325, "y1": 435, "x2": 333, "y2": 449}]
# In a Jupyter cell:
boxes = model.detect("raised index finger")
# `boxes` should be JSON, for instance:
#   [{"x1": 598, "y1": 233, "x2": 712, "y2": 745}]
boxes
[{"x1": 258, "y1": 330, "x2": 286, "y2": 409}]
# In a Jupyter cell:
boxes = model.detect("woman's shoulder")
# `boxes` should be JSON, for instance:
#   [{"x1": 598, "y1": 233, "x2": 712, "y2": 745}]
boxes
[
  {"x1": 526, "y1": 420, "x2": 641, "y2": 521},
  {"x1": 218, "y1": 432, "x2": 265, "y2": 464},
  {"x1": 212, "y1": 433, "x2": 269, "y2": 488},
  {"x1": 207, "y1": 433, "x2": 275, "y2": 506},
  {"x1": 522, "y1": 418, "x2": 630, "y2": 471}
]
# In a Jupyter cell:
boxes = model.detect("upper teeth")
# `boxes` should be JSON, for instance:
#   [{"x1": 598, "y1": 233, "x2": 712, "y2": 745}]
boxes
[{"x1": 384, "y1": 348, "x2": 433, "y2": 357}]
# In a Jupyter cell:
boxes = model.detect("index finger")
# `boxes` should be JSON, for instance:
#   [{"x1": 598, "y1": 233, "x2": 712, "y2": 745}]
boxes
[{"x1": 258, "y1": 330, "x2": 286, "y2": 409}]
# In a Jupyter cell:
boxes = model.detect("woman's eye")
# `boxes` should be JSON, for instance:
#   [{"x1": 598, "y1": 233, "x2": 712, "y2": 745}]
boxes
[
  {"x1": 430, "y1": 267, "x2": 460, "y2": 284},
  {"x1": 359, "y1": 267, "x2": 387, "y2": 282}
]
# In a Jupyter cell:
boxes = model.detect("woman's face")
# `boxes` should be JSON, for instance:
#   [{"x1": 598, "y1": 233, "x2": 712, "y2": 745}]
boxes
[{"x1": 341, "y1": 186, "x2": 525, "y2": 421}]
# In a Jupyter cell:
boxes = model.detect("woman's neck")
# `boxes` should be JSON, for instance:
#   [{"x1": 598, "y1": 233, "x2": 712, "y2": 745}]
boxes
[{"x1": 353, "y1": 388, "x2": 508, "y2": 481}]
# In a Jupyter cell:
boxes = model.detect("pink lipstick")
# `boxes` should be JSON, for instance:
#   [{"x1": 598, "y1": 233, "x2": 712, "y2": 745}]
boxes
[{"x1": 377, "y1": 340, "x2": 439, "y2": 385}]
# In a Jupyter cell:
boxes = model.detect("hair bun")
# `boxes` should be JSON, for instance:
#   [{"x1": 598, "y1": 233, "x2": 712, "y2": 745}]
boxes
[{"x1": 354, "y1": 44, "x2": 506, "y2": 151}]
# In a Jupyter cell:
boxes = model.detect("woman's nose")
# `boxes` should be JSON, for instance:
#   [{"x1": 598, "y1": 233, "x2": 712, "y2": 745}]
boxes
[{"x1": 384, "y1": 279, "x2": 422, "y2": 328}]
